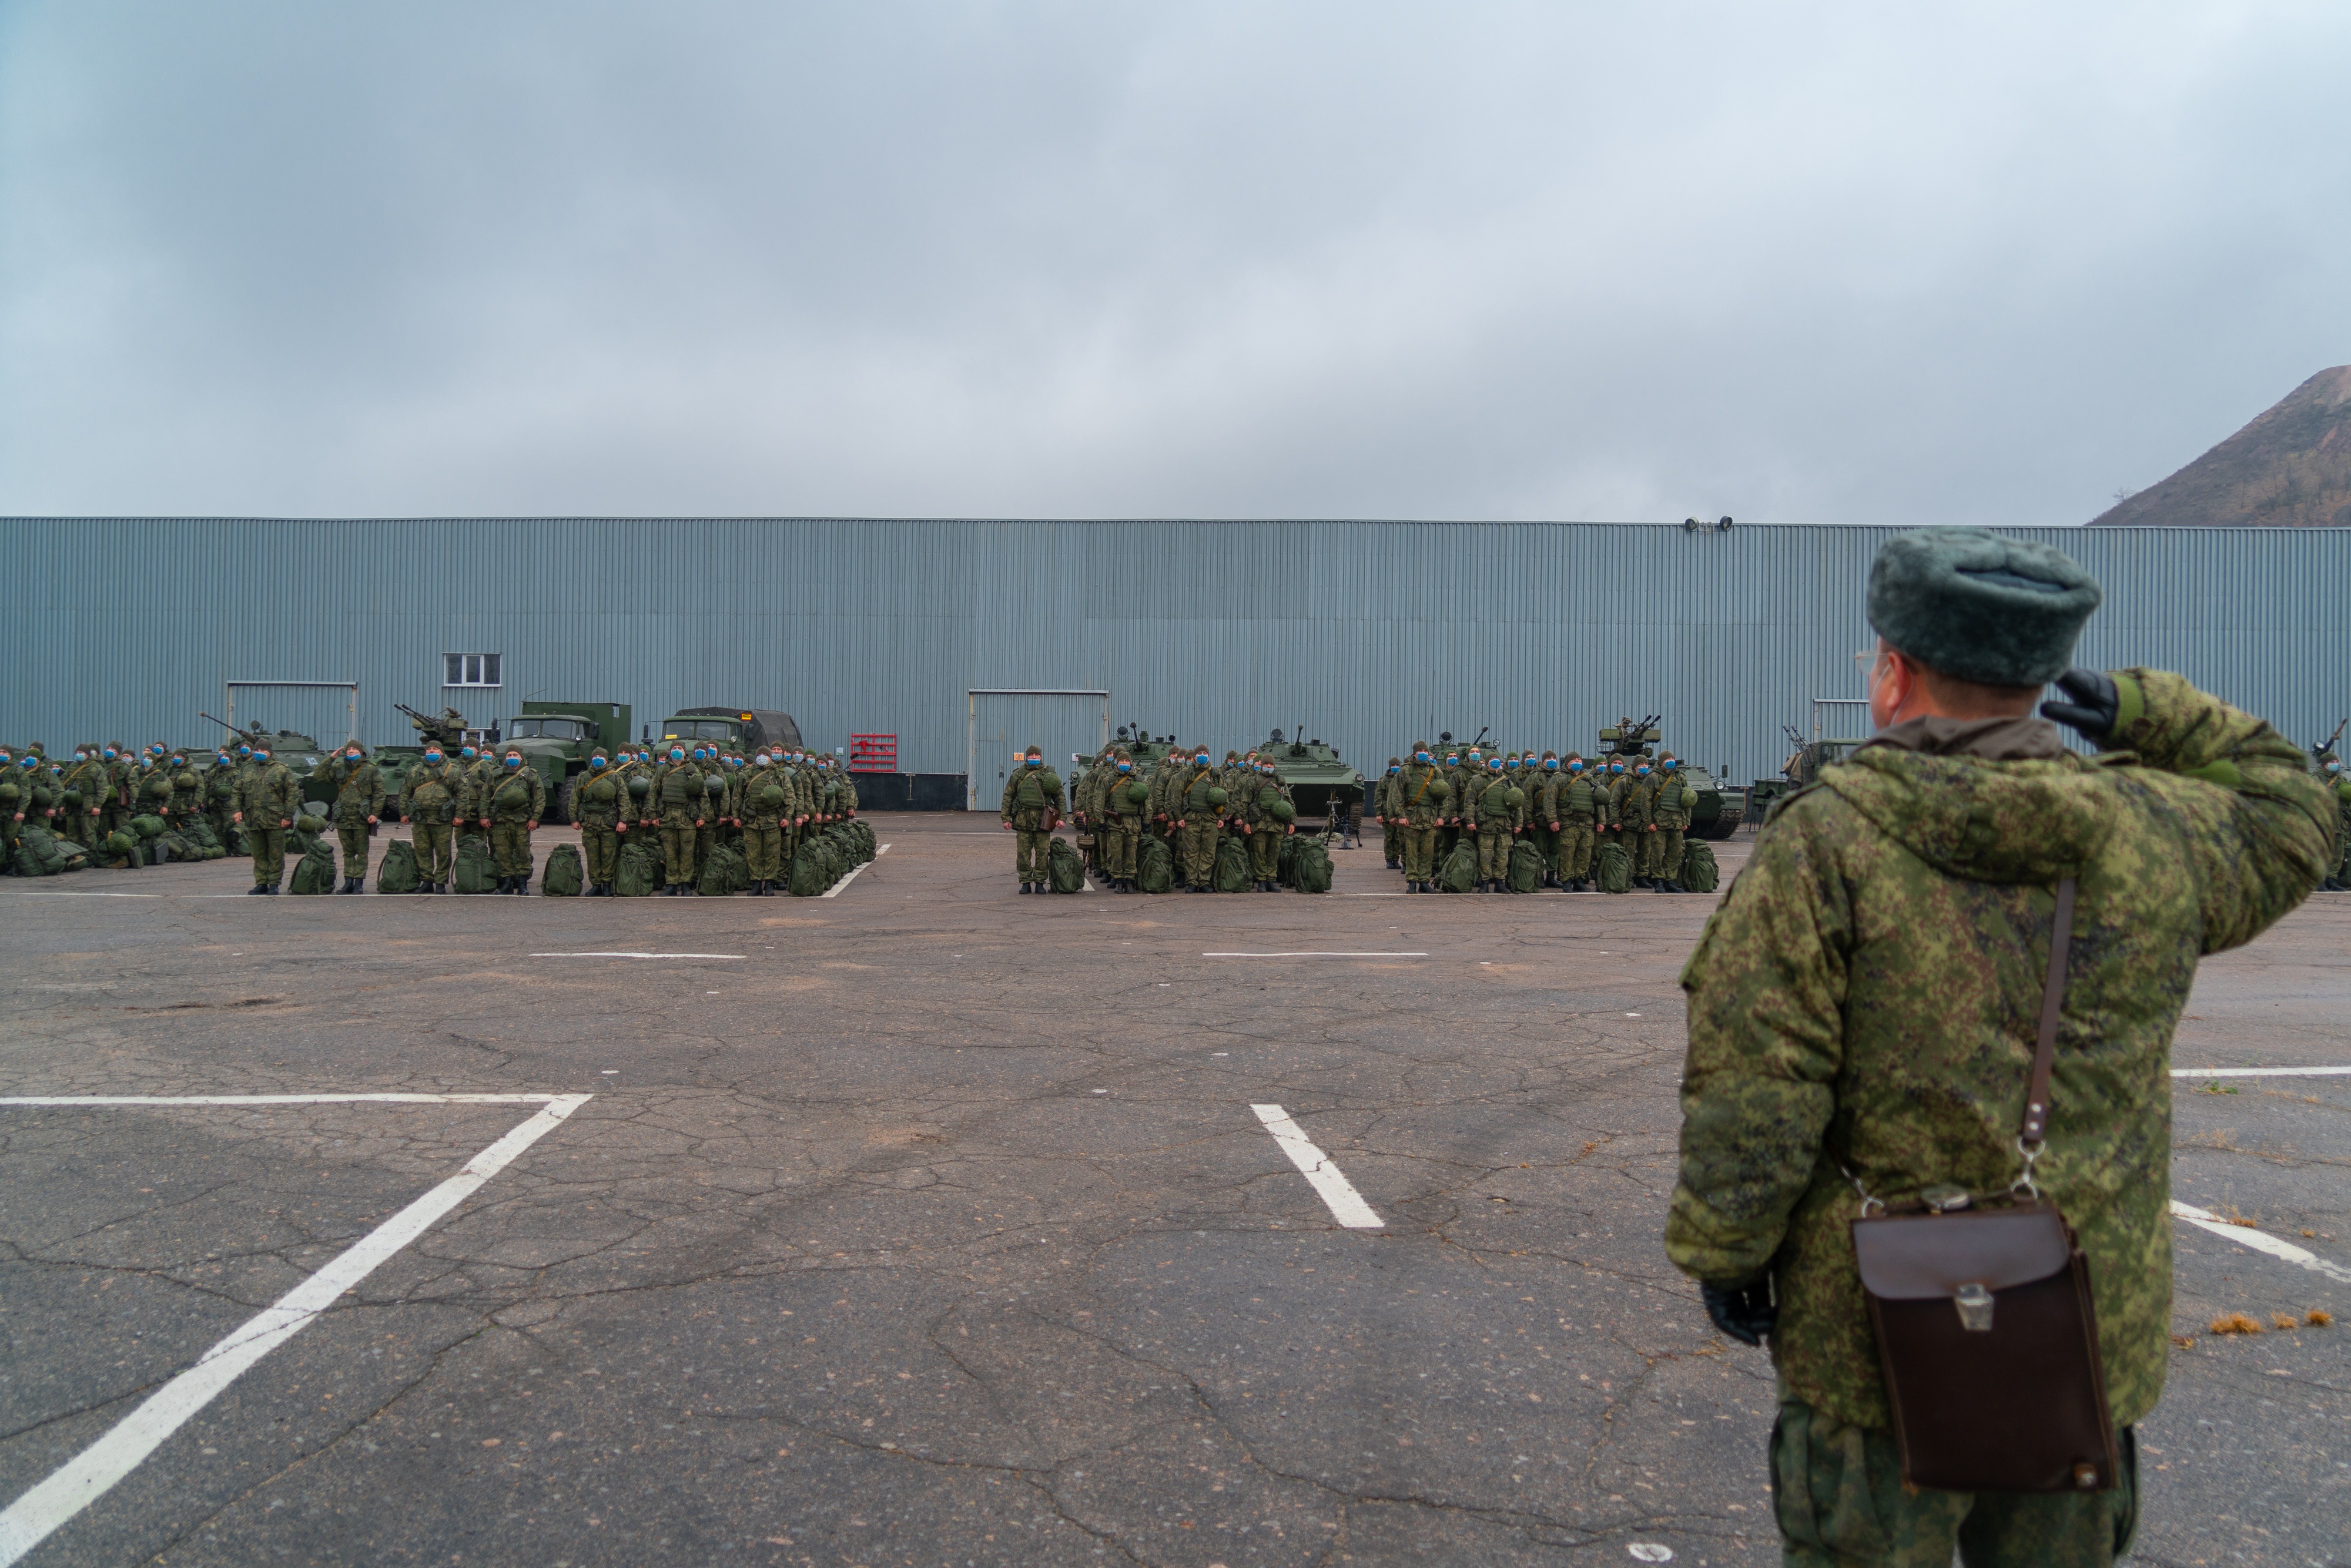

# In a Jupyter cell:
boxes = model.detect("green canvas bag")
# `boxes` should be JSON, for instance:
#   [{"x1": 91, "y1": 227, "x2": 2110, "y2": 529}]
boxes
[
  {"x1": 376, "y1": 839, "x2": 421, "y2": 893},
  {"x1": 289, "y1": 839, "x2": 337, "y2": 894},
  {"x1": 1136, "y1": 834, "x2": 1174, "y2": 893},
  {"x1": 1213, "y1": 836, "x2": 1252, "y2": 893},
  {"x1": 1508, "y1": 839, "x2": 1544, "y2": 893},
  {"x1": 1292, "y1": 836, "x2": 1333, "y2": 894},
  {"x1": 1596, "y1": 840, "x2": 1632, "y2": 894},
  {"x1": 615, "y1": 840, "x2": 660, "y2": 896},
  {"x1": 1436, "y1": 840, "x2": 1478, "y2": 893},
  {"x1": 1047, "y1": 837, "x2": 1087, "y2": 893},
  {"x1": 542, "y1": 842, "x2": 584, "y2": 896},
  {"x1": 1678, "y1": 841, "x2": 1720, "y2": 893},
  {"x1": 454, "y1": 835, "x2": 497, "y2": 893}
]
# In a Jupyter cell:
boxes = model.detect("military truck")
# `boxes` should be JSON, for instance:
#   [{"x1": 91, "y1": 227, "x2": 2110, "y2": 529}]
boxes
[
  {"x1": 655, "y1": 708, "x2": 804, "y2": 758},
  {"x1": 504, "y1": 701, "x2": 632, "y2": 823},
  {"x1": 1264, "y1": 729, "x2": 1362, "y2": 845}
]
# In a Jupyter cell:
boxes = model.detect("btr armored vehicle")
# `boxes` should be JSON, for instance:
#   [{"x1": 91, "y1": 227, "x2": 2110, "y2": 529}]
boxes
[{"x1": 1264, "y1": 729, "x2": 1362, "y2": 845}]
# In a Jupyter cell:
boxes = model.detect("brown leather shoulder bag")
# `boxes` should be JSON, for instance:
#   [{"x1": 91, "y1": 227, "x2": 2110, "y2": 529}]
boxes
[{"x1": 1847, "y1": 879, "x2": 2124, "y2": 1494}]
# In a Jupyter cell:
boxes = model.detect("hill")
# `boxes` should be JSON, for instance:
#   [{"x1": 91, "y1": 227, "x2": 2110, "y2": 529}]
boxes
[{"x1": 2088, "y1": 364, "x2": 2351, "y2": 528}]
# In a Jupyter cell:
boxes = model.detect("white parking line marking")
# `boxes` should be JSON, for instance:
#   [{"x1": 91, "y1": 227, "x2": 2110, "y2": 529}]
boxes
[
  {"x1": 0, "y1": 1094, "x2": 590, "y2": 1566},
  {"x1": 2170, "y1": 1201, "x2": 2351, "y2": 1286},
  {"x1": 0, "y1": 1093, "x2": 567, "y2": 1107},
  {"x1": 819, "y1": 842, "x2": 890, "y2": 899},
  {"x1": 1205, "y1": 951, "x2": 1427, "y2": 959},
  {"x1": 533, "y1": 951, "x2": 745, "y2": 959},
  {"x1": 2171, "y1": 1066, "x2": 2351, "y2": 1078},
  {"x1": 1251, "y1": 1104, "x2": 1384, "y2": 1229}
]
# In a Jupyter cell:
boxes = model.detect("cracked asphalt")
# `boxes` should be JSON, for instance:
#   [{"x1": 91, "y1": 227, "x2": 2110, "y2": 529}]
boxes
[{"x1": 2, "y1": 815, "x2": 2346, "y2": 1567}]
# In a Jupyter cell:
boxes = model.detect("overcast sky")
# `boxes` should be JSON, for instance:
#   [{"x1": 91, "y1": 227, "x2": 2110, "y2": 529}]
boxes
[{"x1": 2, "y1": 2, "x2": 2345, "y2": 524}]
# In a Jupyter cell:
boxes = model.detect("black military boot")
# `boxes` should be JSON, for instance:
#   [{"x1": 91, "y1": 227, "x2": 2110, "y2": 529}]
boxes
[{"x1": 246, "y1": 882, "x2": 267, "y2": 895}]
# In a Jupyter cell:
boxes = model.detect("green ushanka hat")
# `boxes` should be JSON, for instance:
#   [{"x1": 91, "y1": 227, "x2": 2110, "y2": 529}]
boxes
[{"x1": 1866, "y1": 527, "x2": 2101, "y2": 687}]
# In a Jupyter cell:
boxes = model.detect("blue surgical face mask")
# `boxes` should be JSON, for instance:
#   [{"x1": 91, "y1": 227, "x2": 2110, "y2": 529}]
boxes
[
  {"x1": 1636, "y1": 765, "x2": 1650, "y2": 776},
  {"x1": 594, "y1": 755, "x2": 609, "y2": 768},
  {"x1": 505, "y1": 755, "x2": 521, "y2": 768},
  {"x1": 237, "y1": 746, "x2": 252, "y2": 758},
  {"x1": 1414, "y1": 752, "x2": 1429, "y2": 763},
  {"x1": 670, "y1": 749, "x2": 685, "y2": 761},
  {"x1": 256, "y1": 752, "x2": 271, "y2": 763},
  {"x1": 461, "y1": 747, "x2": 475, "y2": 759},
  {"x1": 1488, "y1": 759, "x2": 1502, "y2": 771},
  {"x1": 103, "y1": 749, "x2": 117, "y2": 760},
  {"x1": 1117, "y1": 761, "x2": 1131, "y2": 772},
  {"x1": 1568, "y1": 760, "x2": 1583, "y2": 772},
  {"x1": 1027, "y1": 756, "x2": 1043, "y2": 767},
  {"x1": 425, "y1": 751, "x2": 442, "y2": 763},
  {"x1": 1543, "y1": 759, "x2": 1558, "y2": 770},
  {"x1": 1610, "y1": 762, "x2": 1623, "y2": 773},
  {"x1": 1663, "y1": 759, "x2": 1677, "y2": 770},
  {"x1": 346, "y1": 751, "x2": 362, "y2": 762}
]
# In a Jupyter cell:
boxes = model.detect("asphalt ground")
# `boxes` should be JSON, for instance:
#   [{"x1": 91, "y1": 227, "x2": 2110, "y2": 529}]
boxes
[{"x1": 1, "y1": 814, "x2": 2346, "y2": 1568}]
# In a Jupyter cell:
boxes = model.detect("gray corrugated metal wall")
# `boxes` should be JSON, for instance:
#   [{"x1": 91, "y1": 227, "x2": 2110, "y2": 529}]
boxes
[{"x1": 3, "y1": 518, "x2": 2344, "y2": 790}]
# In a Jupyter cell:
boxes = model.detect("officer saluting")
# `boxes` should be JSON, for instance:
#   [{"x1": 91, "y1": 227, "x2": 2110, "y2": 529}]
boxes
[{"x1": 1666, "y1": 529, "x2": 2334, "y2": 1565}]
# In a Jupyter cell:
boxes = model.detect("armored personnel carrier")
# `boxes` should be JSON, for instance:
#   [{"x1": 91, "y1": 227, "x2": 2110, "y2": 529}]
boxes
[
  {"x1": 1595, "y1": 715, "x2": 1745, "y2": 839},
  {"x1": 1264, "y1": 729, "x2": 1362, "y2": 845}
]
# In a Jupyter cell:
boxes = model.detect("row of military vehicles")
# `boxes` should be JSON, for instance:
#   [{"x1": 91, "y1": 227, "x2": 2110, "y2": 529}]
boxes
[{"x1": 193, "y1": 702, "x2": 803, "y2": 825}]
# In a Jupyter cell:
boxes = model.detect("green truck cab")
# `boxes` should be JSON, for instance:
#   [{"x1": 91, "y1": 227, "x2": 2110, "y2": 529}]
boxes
[
  {"x1": 655, "y1": 708, "x2": 804, "y2": 757},
  {"x1": 504, "y1": 702, "x2": 632, "y2": 823}
]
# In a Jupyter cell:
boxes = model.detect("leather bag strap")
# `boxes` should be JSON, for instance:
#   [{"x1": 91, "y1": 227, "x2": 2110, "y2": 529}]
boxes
[{"x1": 2020, "y1": 877, "x2": 2077, "y2": 1147}]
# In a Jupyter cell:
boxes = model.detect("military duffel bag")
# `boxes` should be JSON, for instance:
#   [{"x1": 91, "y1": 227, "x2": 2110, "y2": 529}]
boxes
[
  {"x1": 1436, "y1": 840, "x2": 1478, "y2": 893},
  {"x1": 130, "y1": 813, "x2": 168, "y2": 839},
  {"x1": 15, "y1": 825, "x2": 81, "y2": 877},
  {"x1": 98, "y1": 829, "x2": 144, "y2": 869},
  {"x1": 1508, "y1": 839, "x2": 1544, "y2": 894},
  {"x1": 1292, "y1": 836, "x2": 1334, "y2": 894},
  {"x1": 289, "y1": 838, "x2": 337, "y2": 894},
  {"x1": 1213, "y1": 836, "x2": 1252, "y2": 893},
  {"x1": 615, "y1": 839, "x2": 660, "y2": 896},
  {"x1": 453, "y1": 835, "x2": 498, "y2": 893},
  {"x1": 697, "y1": 842, "x2": 748, "y2": 897},
  {"x1": 1136, "y1": 834, "x2": 1174, "y2": 894},
  {"x1": 1596, "y1": 840, "x2": 1632, "y2": 894},
  {"x1": 788, "y1": 843, "x2": 829, "y2": 897},
  {"x1": 376, "y1": 839, "x2": 421, "y2": 894},
  {"x1": 1678, "y1": 841, "x2": 1720, "y2": 894},
  {"x1": 542, "y1": 842, "x2": 585, "y2": 896},
  {"x1": 1047, "y1": 837, "x2": 1087, "y2": 893}
]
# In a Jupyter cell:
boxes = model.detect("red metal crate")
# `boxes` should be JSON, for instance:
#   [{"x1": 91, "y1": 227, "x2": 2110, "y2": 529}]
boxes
[{"x1": 849, "y1": 733, "x2": 898, "y2": 773}]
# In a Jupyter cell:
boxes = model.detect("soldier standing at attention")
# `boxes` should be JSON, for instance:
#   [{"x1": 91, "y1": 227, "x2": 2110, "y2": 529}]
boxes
[
  {"x1": 1147, "y1": 740, "x2": 1184, "y2": 840},
  {"x1": 165, "y1": 750, "x2": 203, "y2": 830},
  {"x1": 59, "y1": 748, "x2": 108, "y2": 848},
  {"x1": 1394, "y1": 743, "x2": 1451, "y2": 893},
  {"x1": 1612, "y1": 758, "x2": 1650, "y2": 885},
  {"x1": 1243, "y1": 758, "x2": 1291, "y2": 892},
  {"x1": 655, "y1": 744, "x2": 701, "y2": 892},
  {"x1": 1172, "y1": 746, "x2": 1224, "y2": 893},
  {"x1": 1377, "y1": 758, "x2": 1404, "y2": 869},
  {"x1": 1467, "y1": 755, "x2": 1520, "y2": 892},
  {"x1": 1551, "y1": 753, "x2": 1599, "y2": 890},
  {"x1": 739, "y1": 748, "x2": 789, "y2": 895},
  {"x1": 1667, "y1": 529, "x2": 2334, "y2": 1567},
  {"x1": 321, "y1": 741, "x2": 380, "y2": 893},
  {"x1": 1098, "y1": 751, "x2": 1144, "y2": 892},
  {"x1": 236, "y1": 745, "x2": 300, "y2": 894},
  {"x1": 206, "y1": 749, "x2": 241, "y2": 852},
  {"x1": 401, "y1": 743, "x2": 460, "y2": 892},
  {"x1": 484, "y1": 747, "x2": 544, "y2": 893},
  {"x1": 1528, "y1": 752, "x2": 1563, "y2": 885},
  {"x1": 1000, "y1": 744, "x2": 1064, "y2": 893},
  {"x1": 100, "y1": 743, "x2": 136, "y2": 843},
  {"x1": 575, "y1": 748, "x2": 625, "y2": 895},
  {"x1": 1648, "y1": 752, "x2": 1694, "y2": 893}
]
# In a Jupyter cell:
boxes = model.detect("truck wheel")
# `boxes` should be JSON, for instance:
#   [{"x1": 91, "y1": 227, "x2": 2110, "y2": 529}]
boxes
[{"x1": 552, "y1": 776, "x2": 575, "y2": 826}]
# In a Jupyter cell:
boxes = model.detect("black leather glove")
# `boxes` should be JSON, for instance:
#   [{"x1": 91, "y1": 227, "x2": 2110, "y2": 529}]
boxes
[
  {"x1": 2041, "y1": 666, "x2": 2119, "y2": 746},
  {"x1": 1700, "y1": 1274, "x2": 1777, "y2": 1346}
]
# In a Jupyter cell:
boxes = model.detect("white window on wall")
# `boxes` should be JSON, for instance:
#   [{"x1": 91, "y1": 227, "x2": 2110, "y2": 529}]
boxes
[{"x1": 444, "y1": 653, "x2": 503, "y2": 688}]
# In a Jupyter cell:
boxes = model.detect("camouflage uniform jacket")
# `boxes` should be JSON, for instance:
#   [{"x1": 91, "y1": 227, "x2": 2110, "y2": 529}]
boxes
[
  {"x1": 1000, "y1": 766, "x2": 1066, "y2": 828},
  {"x1": 1652, "y1": 771, "x2": 1695, "y2": 830},
  {"x1": 166, "y1": 762, "x2": 204, "y2": 818},
  {"x1": 242, "y1": 761, "x2": 301, "y2": 826},
  {"x1": 1666, "y1": 671, "x2": 2334, "y2": 1430},
  {"x1": 1466, "y1": 773, "x2": 1519, "y2": 830},
  {"x1": 400, "y1": 761, "x2": 460, "y2": 824},
  {"x1": 485, "y1": 765, "x2": 545, "y2": 823},
  {"x1": 1394, "y1": 763, "x2": 1452, "y2": 826},
  {"x1": 324, "y1": 757, "x2": 381, "y2": 825},
  {"x1": 573, "y1": 763, "x2": 625, "y2": 829}
]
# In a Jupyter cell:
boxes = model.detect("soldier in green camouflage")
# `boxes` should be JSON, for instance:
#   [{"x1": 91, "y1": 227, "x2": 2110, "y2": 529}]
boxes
[
  {"x1": 1000, "y1": 745, "x2": 1065, "y2": 893},
  {"x1": 1667, "y1": 528, "x2": 2335, "y2": 1567},
  {"x1": 486, "y1": 746, "x2": 545, "y2": 892},
  {"x1": 1647, "y1": 752, "x2": 1695, "y2": 892},
  {"x1": 401, "y1": 743, "x2": 460, "y2": 892},
  {"x1": 1393, "y1": 743, "x2": 1451, "y2": 892},
  {"x1": 1465, "y1": 755, "x2": 1518, "y2": 892},
  {"x1": 164, "y1": 750, "x2": 203, "y2": 834},
  {"x1": 1376, "y1": 758, "x2": 1404, "y2": 869},
  {"x1": 1171, "y1": 746, "x2": 1225, "y2": 893},
  {"x1": 206, "y1": 748, "x2": 243, "y2": 853},
  {"x1": 0, "y1": 748, "x2": 25, "y2": 868},
  {"x1": 1097, "y1": 751, "x2": 1145, "y2": 892},
  {"x1": 236, "y1": 745, "x2": 301, "y2": 893},
  {"x1": 574, "y1": 748, "x2": 626, "y2": 894},
  {"x1": 739, "y1": 748, "x2": 790, "y2": 894},
  {"x1": 319, "y1": 741, "x2": 381, "y2": 892}
]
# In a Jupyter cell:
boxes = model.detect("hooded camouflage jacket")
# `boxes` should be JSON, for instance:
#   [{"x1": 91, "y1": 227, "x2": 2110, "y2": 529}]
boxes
[{"x1": 1666, "y1": 671, "x2": 2335, "y2": 1430}]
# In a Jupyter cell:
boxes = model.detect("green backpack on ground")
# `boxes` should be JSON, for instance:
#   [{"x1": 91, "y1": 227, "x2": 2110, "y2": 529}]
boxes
[
  {"x1": 289, "y1": 839, "x2": 337, "y2": 893},
  {"x1": 186, "y1": 819, "x2": 223, "y2": 853},
  {"x1": 543, "y1": 842, "x2": 584, "y2": 896},
  {"x1": 1508, "y1": 839, "x2": 1544, "y2": 893},
  {"x1": 377, "y1": 839, "x2": 421, "y2": 893},
  {"x1": 454, "y1": 835, "x2": 497, "y2": 893},
  {"x1": 1136, "y1": 834, "x2": 1174, "y2": 893},
  {"x1": 615, "y1": 840, "x2": 660, "y2": 896},
  {"x1": 788, "y1": 843, "x2": 829, "y2": 896},
  {"x1": 131, "y1": 814, "x2": 167, "y2": 839},
  {"x1": 697, "y1": 842, "x2": 748, "y2": 896},
  {"x1": 99, "y1": 829, "x2": 143, "y2": 868},
  {"x1": 1292, "y1": 836, "x2": 1333, "y2": 894},
  {"x1": 1436, "y1": 840, "x2": 1478, "y2": 893},
  {"x1": 1679, "y1": 841, "x2": 1720, "y2": 893},
  {"x1": 1596, "y1": 840, "x2": 1632, "y2": 893},
  {"x1": 15, "y1": 826, "x2": 80, "y2": 877},
  {"x1": 1213, "y1": 836, "x2": 1252, "y2": 892},
  {"x1": 1047, "y1": 837, "x2": 1087, "y2": 893},
  {"x1": 1276, "y1": 833, "x2": 1300, "y2": 885}
]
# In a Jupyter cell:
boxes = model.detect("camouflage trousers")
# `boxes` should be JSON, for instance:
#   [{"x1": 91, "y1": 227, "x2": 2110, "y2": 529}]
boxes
[
  {"x1": 1250, "y1": 825, "x2": 1280, "y2": 880},
  {"x1": 1771, "y1": 1400, "x2": 2136, "y2": 1567},
  {"x1": 1099, "y1": 818, "x2": 1139, "y2": 879},
  {"x1": 581, "y1": 823, "x2": 620, "y2": 884},
  {"x1": 337, "y1": 822, "x2": 370, "y2": 883},
  {"x1": 490, "y1": 822, "x2": 533, "y2": 882},
  {"x1": 1178, "y1": 821, "x2": 1219, "y2": 888},
  {"x1": 1526, "y1": 823, "x2": 1559, "y2": 879},
  {"x1": 1399, "y1": 823, "x2": 1439, "y2": 882},
  {"x1": 661, "y1": 822, "x2": 698, "y2": 886},
  {"x1": 742, "y1": 823, "x2": 784, "y2": 881},
  {"x1": 209, "y1": 806, "x2": 239, "y2": 853},
  {"x1": 1476, "y1": 825, "x2": 1512, "y2": 882},
  {"x1": 1015, "y1": 829, "x2": 1053, "y2": 884},
  {"x1": 249, "y1": 827, "x2": 287, "y2": 887},
  {"x1": 412, "y1": 822, "x2": 453, "y2": 883},
  {"x1": 1642, "y1": 825, "x2": 1684, "y2": 883},
  {"x1": 1559, "y1": 820, "x2": 1595, "y2": 882},
  {"x1": 1382, "y1": 818, "x2": 1402, "y2": 863}
]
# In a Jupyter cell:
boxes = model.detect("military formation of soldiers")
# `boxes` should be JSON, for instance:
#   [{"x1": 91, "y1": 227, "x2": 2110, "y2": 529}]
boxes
[
  {"x1": 0, "y1": 734, "x2": 859, "y2": 896},
  {"x1": 1011, "y1": 740, "x2": 1304, "y2": 892},
  {"x1": 1371, "y1": 741, "x2": 1700, "y2": 892}
]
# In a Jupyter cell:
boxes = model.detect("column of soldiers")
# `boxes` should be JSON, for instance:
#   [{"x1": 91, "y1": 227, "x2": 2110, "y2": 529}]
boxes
[
  {"x1": 1371, "y1": 741, "x2": 1698, "y2": 892},
  {"x1": 1044, "y1": 741, "x2": 1300, "y2": 893}
]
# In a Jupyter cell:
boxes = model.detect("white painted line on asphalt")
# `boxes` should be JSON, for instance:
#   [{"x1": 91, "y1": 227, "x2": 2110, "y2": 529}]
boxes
[
  {"x1": 819, "y1": 842, "x2": 890, "y2": 899},
  {"x1": 2170, "y1": 1201, "x2": 2351, "y2": 1286},
  {"x1": 1341, "y1": 892, "x2": 1408, "y2": 897},
  {"x1": 0, "y1": 1094, "x2": 590, "y2": 1566},
  {"x1": 0, "y1": 1093, "x2": 567, "y2": 1107},
  {"x1": 532, "y1": 951, "x2": 745, "y2": 959},
  {"x1": 1205, "y1": 951, "x2": 1427, "y2": 958},
  {"x1": 2171, "y1": 1066, "x2": 2351, "y2": 1078},
  {"x1": 1251, "y1": 1104, "x2": 1384, "y2": 1229}
]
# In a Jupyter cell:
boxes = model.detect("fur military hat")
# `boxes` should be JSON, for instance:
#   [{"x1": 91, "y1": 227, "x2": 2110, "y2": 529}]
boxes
[{"x1": 1866, "y1": 527, "x2": 2100, "y2": 688}]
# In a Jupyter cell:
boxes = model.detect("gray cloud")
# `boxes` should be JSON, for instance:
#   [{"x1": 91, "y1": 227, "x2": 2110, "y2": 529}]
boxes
[{"x1": 3, "y1": 1, "x2": 2346, "y2": 522}]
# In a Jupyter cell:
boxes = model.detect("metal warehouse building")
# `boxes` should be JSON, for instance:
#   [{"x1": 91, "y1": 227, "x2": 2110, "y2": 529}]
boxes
[{"x1": 4, "y1": 518, "x2": 2344, "y2": 805}]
